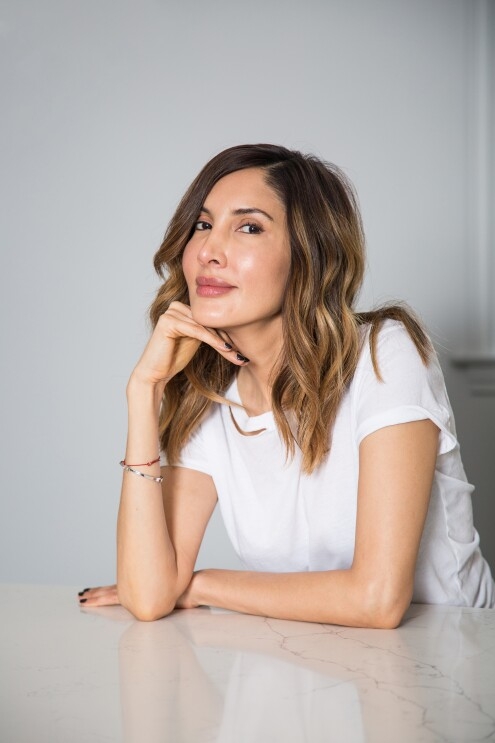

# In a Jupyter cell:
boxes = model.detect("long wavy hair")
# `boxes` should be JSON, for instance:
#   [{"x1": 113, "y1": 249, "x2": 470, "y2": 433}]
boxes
[{"x1": 150, "y1": 144, "x2": 431, "y2": 474}]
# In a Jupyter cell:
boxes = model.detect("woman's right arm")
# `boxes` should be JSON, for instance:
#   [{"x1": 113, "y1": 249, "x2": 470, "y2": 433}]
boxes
[
  {"x1": 116, "y1": 377, "x2": 219, "y2": 621},
  {"x1": 80, "y1": 302, "x2": 244, "y2": 620}
]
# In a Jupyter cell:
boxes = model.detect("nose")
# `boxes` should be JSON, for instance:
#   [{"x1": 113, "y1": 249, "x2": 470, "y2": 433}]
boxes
[{"x1": 197, "y1": 229, "x2": 227, "y2": 267}]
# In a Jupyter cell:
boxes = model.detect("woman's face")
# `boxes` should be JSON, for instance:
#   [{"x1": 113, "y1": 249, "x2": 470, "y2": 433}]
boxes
[{"x1": 182, "y1": 168, "x2": 290, "y2": 333}]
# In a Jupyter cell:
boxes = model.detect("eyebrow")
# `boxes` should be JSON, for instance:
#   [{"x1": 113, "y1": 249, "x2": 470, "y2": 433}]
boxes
[{"x1": 200, "y1": 206, "x2": 274, "y2": 222}]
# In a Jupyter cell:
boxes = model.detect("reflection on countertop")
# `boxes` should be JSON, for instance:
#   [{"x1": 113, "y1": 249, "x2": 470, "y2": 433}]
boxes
[{"x1": 1, "y1": 585, "x2": 494, "y2": 742}]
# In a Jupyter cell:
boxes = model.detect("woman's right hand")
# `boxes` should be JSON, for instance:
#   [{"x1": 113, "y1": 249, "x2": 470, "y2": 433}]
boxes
[
  {"x1": 129, "y1": 301, "x2": 246, "y2": 389},
  {"x1": 117, "y1": 302, "x2": 241, "y2": 621}
]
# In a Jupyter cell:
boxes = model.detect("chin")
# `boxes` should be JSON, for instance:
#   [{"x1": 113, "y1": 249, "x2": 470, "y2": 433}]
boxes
[{"x1": 190, "y1": 306, "x2": 228, "y2": 328}]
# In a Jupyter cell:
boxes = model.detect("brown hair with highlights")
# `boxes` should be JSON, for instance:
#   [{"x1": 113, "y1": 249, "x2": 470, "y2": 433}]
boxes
[{"x1": 150, "y1": 144, "x2": 431, "y2": 473}]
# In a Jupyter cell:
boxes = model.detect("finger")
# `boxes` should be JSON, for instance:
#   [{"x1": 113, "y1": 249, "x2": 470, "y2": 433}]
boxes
[
  {"x1": 186, "y1": 323, "x2": 250, "y2": 364},
  {"x1": 79, "y1": 589, "x2": 119, "y2": 608},
  {"x1": 161, "y1": 316, "x2": 250, "y2": 366},
  {"x1": 77, "y1": 584, "x2": 116, "y2": 598},
  {"x1": 167, "y1": 300, "x2": 194, "y2": 317},
  {"x1": 153, "y1": 304, "x2": 243, "y2": 362},
  {"x1": 209, "y1": 328, "x2": 236, "y2": 352},
  {"x1": 207, "y1": 329, "x2": 252, "y2": 364},
  {"x1": 77, "y1": 585, "x2": 118, "y2": 606}
]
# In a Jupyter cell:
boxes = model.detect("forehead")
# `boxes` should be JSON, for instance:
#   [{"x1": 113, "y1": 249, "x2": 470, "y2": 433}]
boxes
[{"x1": 203, "y1": 168, "x2": 284, "y2": 212}]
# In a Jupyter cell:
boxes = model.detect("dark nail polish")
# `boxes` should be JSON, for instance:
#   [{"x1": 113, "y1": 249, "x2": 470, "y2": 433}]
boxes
[
  {"x1": 224, "y1": 342, "x2": 233, "y2": 350},
  {"x1": 236, "y1": 353, "x2": 250, "y2": 363},
  {"x1": 79, "y1": 598, "x2": 87, "y2": 603}
]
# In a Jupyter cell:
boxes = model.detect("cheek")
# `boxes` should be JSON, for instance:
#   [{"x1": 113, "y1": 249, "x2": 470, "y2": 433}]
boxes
[
  {"x1": 270, "y1": 251, "x2": 291, "y2": 288},
  {"x1": 236, "y1": 253, "x2": 257, "y2": 276},
  {"x1": 181, "y1": 243, "x2": 195, "y2": 284}
]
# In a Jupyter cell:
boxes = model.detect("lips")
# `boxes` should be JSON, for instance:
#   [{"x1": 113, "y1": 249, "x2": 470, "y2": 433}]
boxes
[
  {"x1": 196, "y1": 276, "x2": 234, "y2": 288},
  {"x1": 195, "y1": 275, "x2": 235, "y2": 297}
]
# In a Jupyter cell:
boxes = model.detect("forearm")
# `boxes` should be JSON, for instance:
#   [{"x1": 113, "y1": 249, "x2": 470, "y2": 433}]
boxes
[
  {"x1": 187, "y1": 421, "x2": 437, "y2": 629},
  {"x1": 192, "y1": 568, "x2": 409, "y2": 629},
  {"x1": 117, "y1": 378, "x2": 179, "y2": 620}
]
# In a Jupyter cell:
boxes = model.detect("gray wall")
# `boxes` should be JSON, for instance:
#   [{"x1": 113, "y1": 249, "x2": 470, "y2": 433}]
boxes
[{"x1": 1, "y1": 0, "x2": 494, "y2": 586}]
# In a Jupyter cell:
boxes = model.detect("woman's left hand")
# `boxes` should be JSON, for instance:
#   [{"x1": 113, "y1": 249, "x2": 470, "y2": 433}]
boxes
[
  {"x1": 77, "y1": 584, "x2": 120, "y2": 607},
  {"x1": 78, "y1": 578, "x2": 204, "y2": 611}
]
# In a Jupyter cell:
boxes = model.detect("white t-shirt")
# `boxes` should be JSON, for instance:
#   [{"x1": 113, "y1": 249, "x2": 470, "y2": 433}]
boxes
[{"x1": 163, "y1": 321, "x2": 495, "y2": 608}]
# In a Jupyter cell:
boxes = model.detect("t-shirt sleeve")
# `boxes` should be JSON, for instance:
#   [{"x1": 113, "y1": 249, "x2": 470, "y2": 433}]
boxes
[
  {"x1": 159, "y1": 422, "x2": 213, "y2": 475},
  {"x1": 354, "y1": 322, "x2": 458, "y2": 455}
]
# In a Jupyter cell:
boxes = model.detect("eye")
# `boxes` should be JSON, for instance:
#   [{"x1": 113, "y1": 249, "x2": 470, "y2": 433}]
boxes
[
  {"x1": 238, "y1": 222, "x2": 263, "y2": 235},
  {"x1": 194, "y1": 220, "x2": 212, "y2": 231}
]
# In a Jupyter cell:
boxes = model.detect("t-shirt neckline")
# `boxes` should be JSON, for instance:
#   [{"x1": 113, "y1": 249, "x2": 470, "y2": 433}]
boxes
[{"x1": 225, "y1": 377, "x2": 276, "y2": 433}]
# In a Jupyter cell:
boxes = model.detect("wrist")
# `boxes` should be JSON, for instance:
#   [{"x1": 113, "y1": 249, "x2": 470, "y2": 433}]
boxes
[
  {"x1": 192, "y1": 569, "x2": 211, "y2": 607},
  {"x1": 127, "y1": 373, "x2": 165, "y2": 406}
]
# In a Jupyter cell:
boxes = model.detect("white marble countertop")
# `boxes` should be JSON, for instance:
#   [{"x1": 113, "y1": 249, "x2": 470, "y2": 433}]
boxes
[{"x1": 1, "y1": 585, "x2": 494, "y2": 742}]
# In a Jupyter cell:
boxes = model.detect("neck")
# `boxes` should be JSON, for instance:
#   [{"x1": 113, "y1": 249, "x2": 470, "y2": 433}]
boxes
[{"x1": 223, "y1": 317, "x2": 284, "y2": 416}]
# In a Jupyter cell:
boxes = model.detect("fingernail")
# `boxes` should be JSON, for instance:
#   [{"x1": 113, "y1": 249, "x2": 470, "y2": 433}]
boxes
[
  {"x1": 224, "y1": 342, "x2": 233, "y2": 350},
  {"x1": 79, "y1": 598, "x2": 87, "y2": 604},
  {"x1": 78, "y1": 588, "x2": 90, "y2": 596},
  {"x1": 236, "y1": 353, "x2": 250, "y2": 362}
]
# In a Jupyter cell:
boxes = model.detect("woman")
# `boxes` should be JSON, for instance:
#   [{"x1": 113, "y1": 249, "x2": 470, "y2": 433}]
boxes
[{"x1": 78, "y1": 144, "x2": 494, "y2": 626}]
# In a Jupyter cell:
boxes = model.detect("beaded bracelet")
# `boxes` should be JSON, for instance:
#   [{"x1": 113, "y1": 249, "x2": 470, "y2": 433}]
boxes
[{"x1": 120, "y1": 461, "x2": 163, "y2": 484}]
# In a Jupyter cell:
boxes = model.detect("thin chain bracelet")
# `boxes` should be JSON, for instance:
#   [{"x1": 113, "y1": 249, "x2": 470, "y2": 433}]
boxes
[{"x1": 120, "y1": 461, "x2": 163, "y2": 484}]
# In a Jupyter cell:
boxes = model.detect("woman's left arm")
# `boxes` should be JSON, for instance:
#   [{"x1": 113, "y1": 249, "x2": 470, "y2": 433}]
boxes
[{"x1": 179, "y1": 419, "x2": 439, "y2": 628}]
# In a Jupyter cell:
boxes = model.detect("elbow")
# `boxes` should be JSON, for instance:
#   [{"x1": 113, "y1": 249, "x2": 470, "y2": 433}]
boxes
[
  {"x1": 364, "y1": 605, "x2": 406, "y2": 630},
  {"x1": 130, "y1": 604, "x2": 173, "y2": 622},
  {"x1": 117, "y1": 586, "x2": 175, "y2": 622},
  {"x1": 358, "y1": 580, "x2": 412, "y2": 629}
]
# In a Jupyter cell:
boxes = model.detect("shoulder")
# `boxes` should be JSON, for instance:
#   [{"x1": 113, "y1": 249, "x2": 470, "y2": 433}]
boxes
[
  {"x1": 353, "y1": 318, "x2": 448, "y2": 416},
  {"x1": 357, "y1": 319, "x2": 431, "y2": 381},
  {"x1": 351, "y1": 319, "x2": 457, "y2": 453}
]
